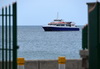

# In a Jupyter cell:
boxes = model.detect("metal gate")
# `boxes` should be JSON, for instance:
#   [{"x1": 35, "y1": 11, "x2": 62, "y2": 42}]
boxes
[{"x1": 0, "y1": 2, "x2": 18, "y2": 69}]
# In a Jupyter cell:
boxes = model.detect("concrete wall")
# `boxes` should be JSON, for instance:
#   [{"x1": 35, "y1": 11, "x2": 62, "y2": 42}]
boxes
[
  {"x1": 0, "y1": 59, "x2": 83, "y2": 69},
  {"x1": 24, "y1": 59, "x2": 83, "y2": 69}
]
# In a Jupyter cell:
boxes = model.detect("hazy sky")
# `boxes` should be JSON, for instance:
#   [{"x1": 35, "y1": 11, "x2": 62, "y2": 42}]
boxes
[{"x1": 0, "y1": 0, "x2": 97, "y2": 25}]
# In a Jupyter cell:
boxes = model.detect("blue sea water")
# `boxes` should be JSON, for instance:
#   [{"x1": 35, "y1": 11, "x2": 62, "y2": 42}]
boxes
[
  {"x1": 0, "y1": 26, "x2": 82, "y2": 60},
  {"x1": 17, "y1": 26, "x2": 82, "y2": 60}
]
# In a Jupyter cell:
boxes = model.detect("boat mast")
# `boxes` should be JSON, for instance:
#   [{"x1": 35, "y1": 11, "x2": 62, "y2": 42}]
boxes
[
  {"x1": 96, "y1": 0, "x2": 98, "y2": 2},
  {"x1": 57, "y1": 12, "x2": 59, "y2": 19}
]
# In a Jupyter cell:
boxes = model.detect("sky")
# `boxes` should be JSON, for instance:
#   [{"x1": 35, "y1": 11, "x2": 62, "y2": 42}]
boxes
[{"x1": 0, "y1": 0, "x2": 97, "y2": 25}]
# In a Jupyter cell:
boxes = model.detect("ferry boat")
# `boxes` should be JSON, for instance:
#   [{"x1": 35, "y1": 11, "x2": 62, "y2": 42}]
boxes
[{"x1": 42, "y1": 19, "x2": 79, "y2": 31}]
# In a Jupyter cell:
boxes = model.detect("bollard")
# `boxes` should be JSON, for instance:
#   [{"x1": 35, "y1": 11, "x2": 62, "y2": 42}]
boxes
[
  {"x1": 17, "y1": 58, "x2": 25, "y2": 69},
  {"x1": 58, "y1": 57, "x2": 66, "y2": 69}
]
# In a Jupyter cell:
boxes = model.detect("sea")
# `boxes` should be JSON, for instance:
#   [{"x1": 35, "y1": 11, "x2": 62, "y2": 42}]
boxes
[{"x1": 0, "y1": 26, "x2": 83, "y2": 60}]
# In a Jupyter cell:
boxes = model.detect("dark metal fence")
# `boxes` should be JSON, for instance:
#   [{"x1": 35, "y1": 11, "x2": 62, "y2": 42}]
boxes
[{"x1": 0, "y1": 2, "x2": 18, "y2": 69}]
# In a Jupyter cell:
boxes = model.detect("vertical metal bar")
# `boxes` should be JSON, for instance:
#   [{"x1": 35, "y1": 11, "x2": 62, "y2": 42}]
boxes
[
  {"x1": 2, "y1": 7, "x2": 4, "y2": 69},
  {"x1": 9, "y1": 5, "x2": 11, "y2": 69},
  {"x1": 13, "y1": 2, "x2": 17, "y2": 69},
  {"x1": 97, "y1": 2, "x2": 100, "y2": 69},
  {"x1": 5, "y1": 7, "x2": 8, "y2": 69}
]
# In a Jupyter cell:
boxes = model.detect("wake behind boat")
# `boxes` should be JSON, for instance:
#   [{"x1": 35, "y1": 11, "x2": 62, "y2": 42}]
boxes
[{"x1": 42, "y1": 19, "x2": 79, "y2": 31}]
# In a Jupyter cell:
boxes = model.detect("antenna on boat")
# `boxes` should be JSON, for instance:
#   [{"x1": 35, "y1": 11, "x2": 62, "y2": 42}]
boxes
[
  {"x1": 57, "y1": 12, "x2": 59, "y2": 19},
  {"x1": 96, "y1": 0, "x2": 99, "y2": 2}
]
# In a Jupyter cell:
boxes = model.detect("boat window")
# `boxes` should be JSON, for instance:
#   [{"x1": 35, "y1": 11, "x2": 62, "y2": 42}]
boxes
[
  {"x1": 66, "y1": 24, "x2": 71, "y2": 26},
  {"x1": 56, "y1": 25, "x2": 60, "y2": 26},
  {"x1": 56, "y1": 24, "x2": 65, "y2": 26},
  {"x1": 61, "y1": 24, "x2": 64, "y2": 26}
]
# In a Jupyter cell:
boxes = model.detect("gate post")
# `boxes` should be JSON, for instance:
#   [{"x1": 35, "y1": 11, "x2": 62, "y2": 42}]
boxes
[
  {"x1": 87, "y1": 2, "x2": 100, "y2": 69},
  {"x1": 82, "y1": 24, "x2": 88, "y2": 50}
]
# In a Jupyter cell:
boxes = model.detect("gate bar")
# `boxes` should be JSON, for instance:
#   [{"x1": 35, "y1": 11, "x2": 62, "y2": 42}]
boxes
[
  {"x1": 2, "y1": 7, "x2": 4, "y2": 69},
  {"x1": 13, "y1": 2, "x2": 17, "y2": 69},
  {"x1": 5, "y1": 6, "x2": 8, "y2": 69},
  {"x1": 9, "y1": 5, "x2": 11, "y2": 69}
]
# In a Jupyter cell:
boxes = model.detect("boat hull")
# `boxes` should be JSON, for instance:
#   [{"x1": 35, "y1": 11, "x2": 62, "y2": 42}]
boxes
[{"x1": 43, "y1": 26, "x2": 79, "y2": 31}]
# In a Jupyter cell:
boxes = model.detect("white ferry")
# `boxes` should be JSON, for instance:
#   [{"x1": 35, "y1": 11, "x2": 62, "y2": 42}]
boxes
[{"x1": 42, "y1": 19, "x2": 79, "y2": 31}]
